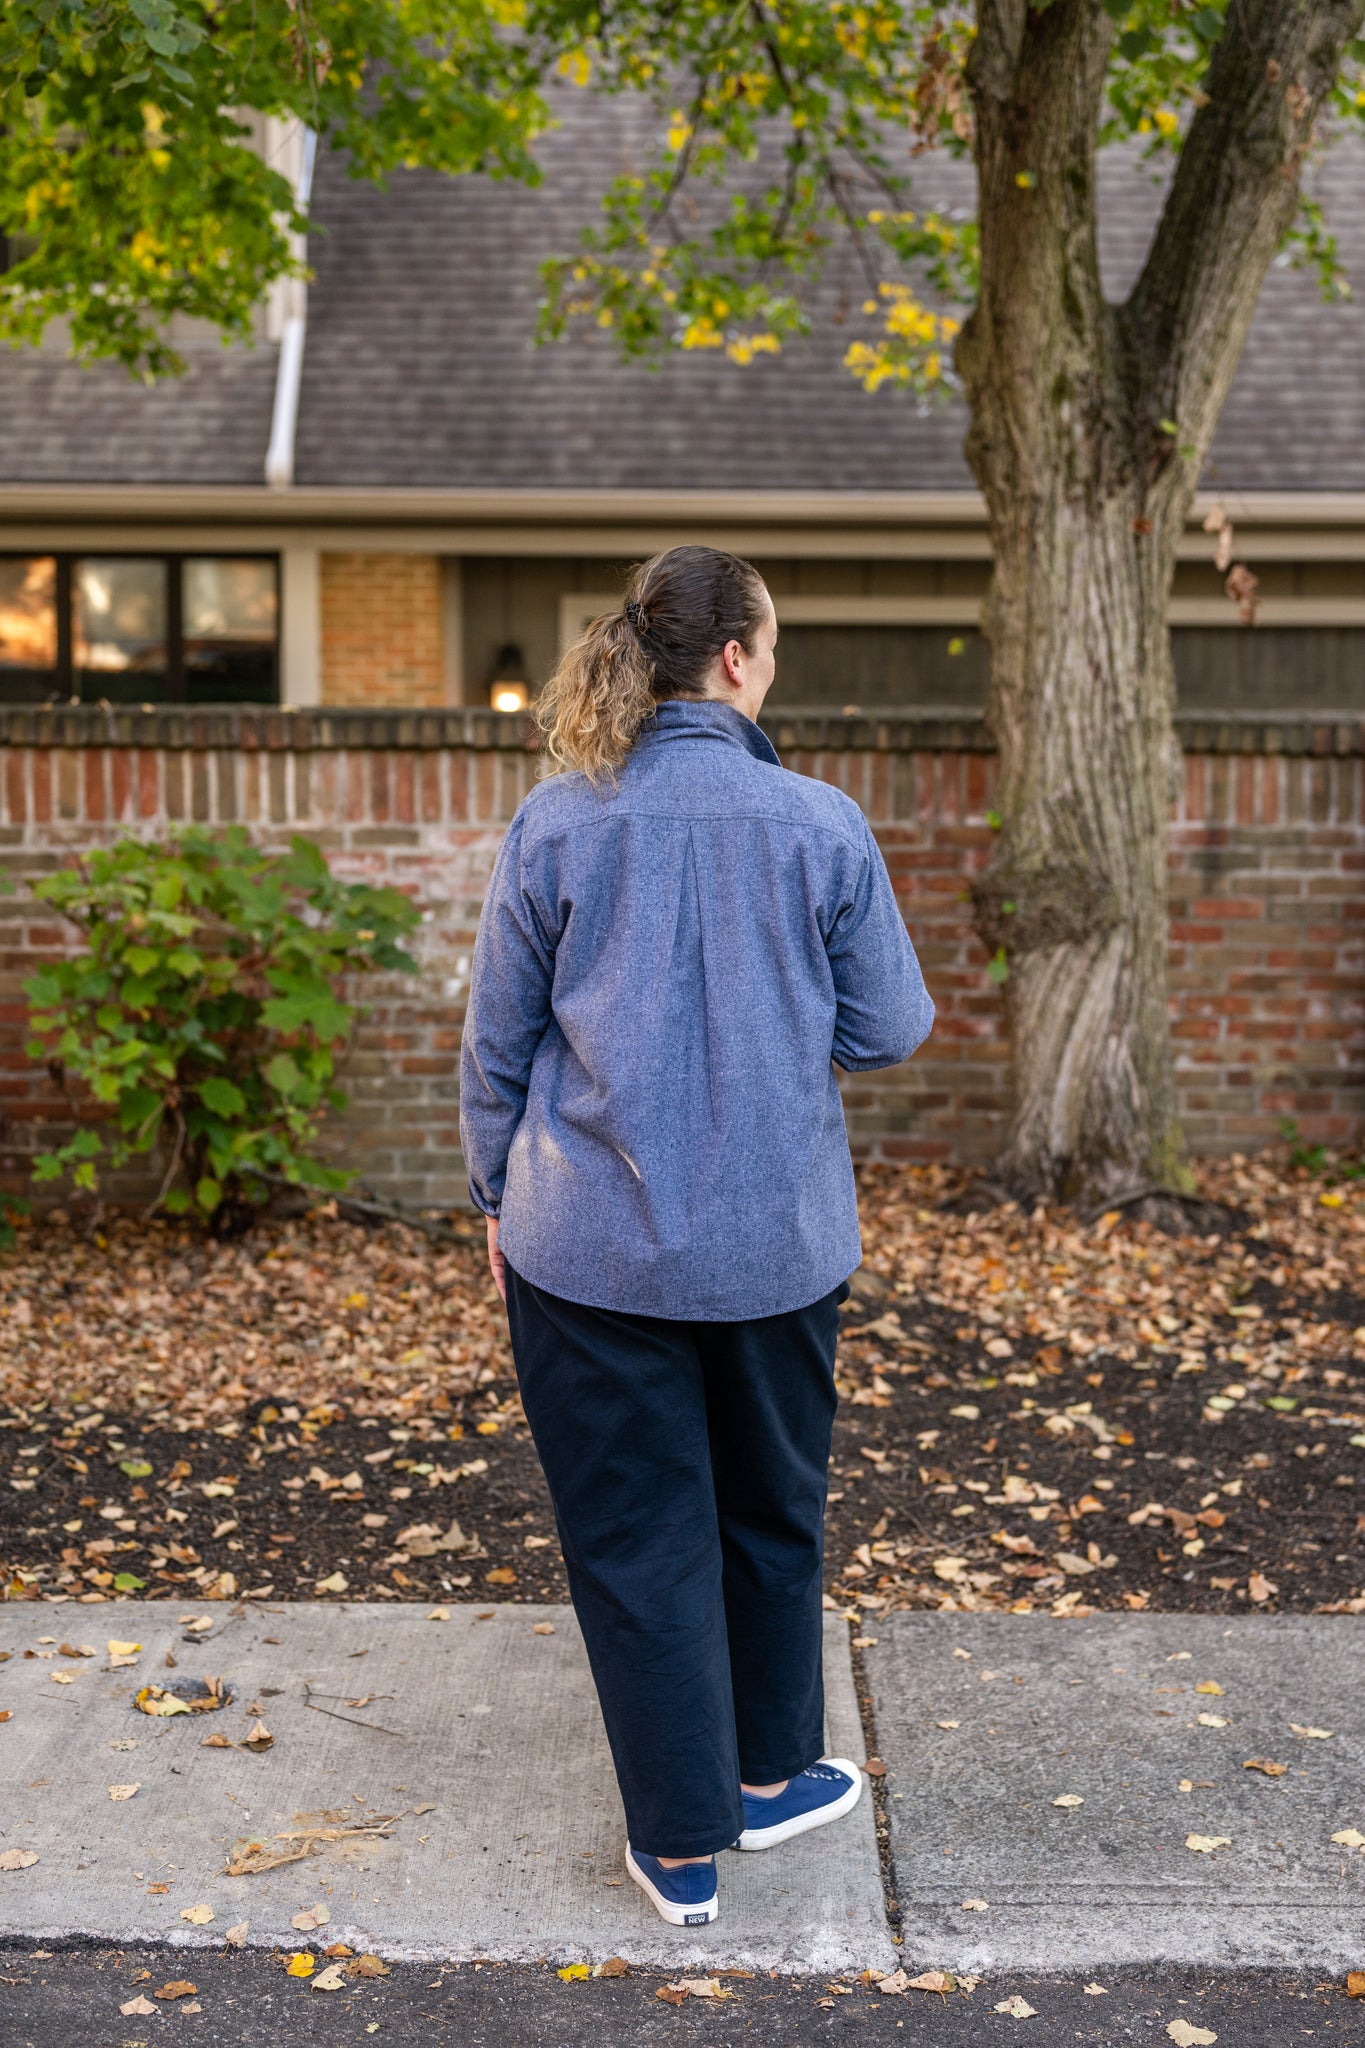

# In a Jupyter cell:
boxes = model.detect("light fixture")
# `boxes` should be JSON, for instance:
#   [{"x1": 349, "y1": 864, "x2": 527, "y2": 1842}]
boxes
[{"x1": 488, "y1": 643, "x2": 530, "y2": 714}]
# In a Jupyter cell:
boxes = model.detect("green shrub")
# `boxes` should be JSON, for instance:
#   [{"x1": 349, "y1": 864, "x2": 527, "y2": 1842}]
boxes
[{"x1": 23, "y1": 826, "x2": 420, "y2": 1217}]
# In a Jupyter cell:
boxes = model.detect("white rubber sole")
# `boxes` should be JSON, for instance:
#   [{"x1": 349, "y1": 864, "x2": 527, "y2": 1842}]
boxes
[
  {"x1": 625, "y1": 1845, "x2": 719, "y2": 1926},
  {"x1": 735, "y1": 1756, "x2": 864, "y2": 1851}
]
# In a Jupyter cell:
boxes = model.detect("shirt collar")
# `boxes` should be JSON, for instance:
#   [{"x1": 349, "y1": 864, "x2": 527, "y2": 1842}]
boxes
[{"x1": 633, "y1": 696, "x2": 782, "y2": 768}]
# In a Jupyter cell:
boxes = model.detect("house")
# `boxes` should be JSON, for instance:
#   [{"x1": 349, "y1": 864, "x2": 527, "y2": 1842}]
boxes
[{"x1": 0, "y1": 105, "x2": 1360, "y2": 1201}]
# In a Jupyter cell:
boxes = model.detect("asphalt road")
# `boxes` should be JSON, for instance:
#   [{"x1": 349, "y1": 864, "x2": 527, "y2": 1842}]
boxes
[{"x1": 2, "y1": 1945, "x2": 1358, "y2": 2048}]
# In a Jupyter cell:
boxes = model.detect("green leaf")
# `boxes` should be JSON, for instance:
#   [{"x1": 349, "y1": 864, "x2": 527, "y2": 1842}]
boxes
[
  {"x1": 112, "y1": 1571, "x2": 146, "y2": 1592},
  {"x1": 119, "y1": 1459, "x2": 154, "y2": 1478},
  {"x1": 1263, "y1": 1396, "x2": 1298, "y2": 1411},
  {"x1": 162, "y1": 1188, "x2": 191, "y2": 1215},
  {"x1": 195, "y1": 1175, "x2": 223, "y2": 1213},
  {"x1": 985, "y1": 810, "x2": 1003, "y2": 831},
  {"x1": 122, "y1": 946, "x2": 161, "y2": 977},
  {"x1": 199, "y1": 1076, "x2": 246, "y2": 1117},
  {"x1": 986, "y1": 947, "x2": 1010, "y2": 986}
]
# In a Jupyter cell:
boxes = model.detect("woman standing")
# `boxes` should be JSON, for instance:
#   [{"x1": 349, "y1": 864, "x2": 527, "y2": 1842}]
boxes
[{"x1": 459, "y1": 545, "x2": 933, "y2": 1928}]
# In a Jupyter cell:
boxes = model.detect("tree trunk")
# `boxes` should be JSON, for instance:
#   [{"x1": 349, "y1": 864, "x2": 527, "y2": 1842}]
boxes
[{"x1": 957, "y1": 0, "x2": 1363, "y2": 1207}]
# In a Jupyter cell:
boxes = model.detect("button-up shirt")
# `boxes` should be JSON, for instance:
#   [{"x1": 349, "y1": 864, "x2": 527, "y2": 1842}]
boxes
[{"x1": 459, "y1": 697, "x2": 933, "y2": 1319}]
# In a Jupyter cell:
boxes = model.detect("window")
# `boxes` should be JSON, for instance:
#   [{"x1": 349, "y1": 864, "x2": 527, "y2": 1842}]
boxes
[{"x1": 0, "y1": 554, "x2": 279, "y2": 705}]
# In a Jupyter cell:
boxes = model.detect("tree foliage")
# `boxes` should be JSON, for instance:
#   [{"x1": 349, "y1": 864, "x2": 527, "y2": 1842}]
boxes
[
  {"x1": 23, "y1": 827, "x2": 420, "y2": 1216},
  {"x1": 2, "y1": 1, "x2": 1362, "y2": 378}
]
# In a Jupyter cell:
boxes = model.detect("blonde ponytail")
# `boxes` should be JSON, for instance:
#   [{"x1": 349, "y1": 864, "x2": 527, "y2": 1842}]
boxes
[
  {"x1": 534, "y1": 610, "x2": 656, "y2": 786},
  {"x1": 533, "y1": 546, "x2": 770, "y2": 786}
]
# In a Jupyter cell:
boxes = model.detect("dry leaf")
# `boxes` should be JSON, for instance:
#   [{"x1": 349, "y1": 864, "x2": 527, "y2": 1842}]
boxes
[
  {"x1": 961, "y1": 1898, "x2": 989, "y2": 1911},
  {"x1": 427, "y1": 1607, "x2": 450, "y2": 1622},
  {"x1": 1083, "y1": 1983, "x2": 1109, "y2": 1995},
  {"x1": 533, "y1": 1622, "x2": 556, "y2": 1635},
  {"x1": 286, "y1": 1953, "x2": 316, "y2": 1977},
  {"x1": 312, "y1": 1965, "x2": 348, "y2": 1992},
  {"x1": 485, "y1": 1567, "x2": 517, "y2": 1585},
  {"x1": 1053, "y1": 1794, "x2": 1084, "y2": 1808},
  {"x1": 180, "y1": 1903, "x2": 215, "y2": 1924},
  {"x1": 1242, "y1": 1759, "x2": 1286, "y2": 1777},
  {"x1": 349, "y1": 1955, "x2": 390, "y2": 1979},
  {"x1": 224, "y1": 1921, "x2": 249, "y2": 1948},
  {"x1": 292, "y1": 1905, "x2": 332, "y2": 1931},
  {"x1": 876, "y1": 1970, "x2": 910, "y2": 1995},
  {"x1": 994, "y1": 1994, "x2": 1038, "y2": 2017},
  {"x1": 1194, "y1": 1681, "x2": 1224, "y2": 1695},
  {"x1": 154, "y1": 1980, "x2": 198, "y2": 2001},
  {"x1": 108, "y1": 1639, "x2": 142, "y2": 1667},
  {"x1": 201, "y1": 1733, "x2": 235, "y2": 1749},
  {"x1": 108, "y1": 1783, "x2": 140, "y2": 1801},
  {"x1": 1290, "y1": 1724, "x2": 1334, "y2": 1739},
  {"x1": 1346, "y1": 1972, "x2": 1365, "y2": 1998},
  {"x1": 315, "y1": 1572, "x2": 348, "y2": 1594},
  {"x1": 241, "y1": 1723, "x2": 274, "y2": 1751},
  {"x1": 596, "y1": 1956, "x2": 629, "y2": 1978},
  {"x1": 1330, "y1": 1829, "x2": 1365, "y2": 1849},
  {"x1": 905, "y1": 1969, "x2": 955, "y2": 1994},
  {"x1": 1247, "y1": 1573, "x2": 1277, "y2": 1604},
  {"x1": 1197, "y1": 1713, "x2": 1229, "y2": 1727},
  {"x1": 1166, "y1": 2021, "x2": 1218, "y2": 2046},
  {"x1": 862, "y1": 1757, "x2": 887, "y2": 1777},
  {"x1": 120, "y1": 1995, "x2": 157, "y2": 2016},
  {"x1": 1185, "y1": 1835, "x2": 1231, "y2": 1854},
  {"x1": 0, "y1": 1849, "x2": 38, "y2": 1870}
]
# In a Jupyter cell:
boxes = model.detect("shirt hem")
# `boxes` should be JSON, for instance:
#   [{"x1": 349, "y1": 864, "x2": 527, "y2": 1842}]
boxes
[{"x1": 497, "y1": 1239, "x2": 862, "y2": 1323}]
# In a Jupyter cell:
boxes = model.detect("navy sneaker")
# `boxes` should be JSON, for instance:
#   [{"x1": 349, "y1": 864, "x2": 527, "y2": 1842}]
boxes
[
  {"x1": 625, "y1": 1846, "x2": 719, "y2": 1926},
  {"x1": 735, "y1": 1757, "x2": 863, "y2": 1851}
]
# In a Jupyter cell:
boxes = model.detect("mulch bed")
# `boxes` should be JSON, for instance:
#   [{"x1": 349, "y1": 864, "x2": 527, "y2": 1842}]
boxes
[{"x1": 1, "y1": 1157, "x2": 1361, "y2": 1619}]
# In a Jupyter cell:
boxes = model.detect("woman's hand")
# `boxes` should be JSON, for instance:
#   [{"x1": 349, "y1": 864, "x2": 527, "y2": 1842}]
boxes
[{"x1": 486, "y1": 1215, "x2": 507, "y2": 1305}]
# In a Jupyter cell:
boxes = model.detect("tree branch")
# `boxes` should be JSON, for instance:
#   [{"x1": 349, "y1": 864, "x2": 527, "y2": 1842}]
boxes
[{"x1": 1126, "y1": 0, "x2": 1365, "y2": 489}]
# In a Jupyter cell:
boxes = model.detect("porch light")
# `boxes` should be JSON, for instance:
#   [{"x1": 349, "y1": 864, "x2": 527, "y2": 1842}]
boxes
[{"x1": 488, "y1": 644, "x2": 530, "y2": 713}]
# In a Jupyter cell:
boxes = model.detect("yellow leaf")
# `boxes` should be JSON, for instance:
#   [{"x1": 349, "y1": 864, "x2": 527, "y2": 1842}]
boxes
[
  {"x1": 287, "y1": 1953, "x2": 316, "y2": 1977},
  {"x1": 1185, "y1": 1834, "x2": 1231, "y2": 1854},
  {"x1": 558, "y1": 1963, "x2": 591, "y2": 1981},
  {"x1": 1194, "y1": 1680, "x2": 1223, "y2": 1695},
  {"x1": 180, "y1": 1904, "x2": 215, "y2": 1925}
]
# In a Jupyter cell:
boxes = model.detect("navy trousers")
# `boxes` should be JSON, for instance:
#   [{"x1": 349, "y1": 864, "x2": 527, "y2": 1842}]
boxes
[{"x1": 504, "y1": 1262, "x2": 847, "y2": 1858}]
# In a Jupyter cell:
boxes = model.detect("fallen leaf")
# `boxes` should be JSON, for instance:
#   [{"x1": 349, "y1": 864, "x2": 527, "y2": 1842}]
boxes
[
  {"x1": 427, "y1": 1607, "x2": 450, "y2": 1622},
  {"x1": 154, "y1": 1980, "x2": 198, "y2": 2001},
  {"x1": 1197, "y1": 1713, "x2": 1229, "y2": 1727},
  {"x1": 292, "y1": 1905, "x2": 332, "y2": 1931},
  {"x1": 1242, "y1": 1759, "x2": 1287, "y2": 1777},
  {"x1": 961, "y1": 1898, "x2": 989, "y2": 1911},
  {"x1": 1330, "y1": 1829, "x2": 1365, "y2": 1849},
  {"x1": 862, "y1": 1757, "x2": 887, "y2": 1778},
  {"x1": 1083, "y1": 1983, "x2": 1109, "y2": 1995},
  {"x1": 876, "y1": 1970, "x2": 910, "y2": 1995},
  {"x1": 315, "y1": 1572, "x2": 348, "y2": 1594},
  {"x1": 224, "y1": 1921, "x2": 249, "y2": 1948},
  {"x1": 994, "y1": 1994, "x2": 1038, "y2": 2017},
  {"x1": 0, "y1": 1850, "x2": 38, "y2": 1870},
  {"x1": 241, "y1": 1723, "x2": 274, "y2": 1751},
  {"x1": 1194, "y1": 1681, "x2": 1224, "y2": 1696},
  {"x1": 1347, "y1": 1972, "x2": 1365, "y2": 1997},
  {"x1": 1247, "y1": 1573, "x2": 1278, "y2": 1604},
  {"x1": 1185, "y1": 1835, "x2": 1231, "y2": 1854},
  {"x1": 108, "y1": 1639, "x2": 142, "y2": 1668},
  {"x1": 1053, "y1": 1794, "x2": 1084, "y2": 1808},
  {"x1": 287, "y1": 1953, "x2": 316, "y2": 1977},
  {"x1": 120, "y1": 1995, "x2": 157, "y2": 2016},
  {"x1": 201, "y1": 1733, "x2": 235, "y2": 1749},
  {"x1": 349, "y1": 1955, "x2": 390, "y2": 1979},
  {"x1": 312, "y1": 1964, "x2": 348, "y2": 1992},
  {"x1": 181, "y1": 2001, "x2": 203, "y2": 2014},
  {"x1": 1290, "y1": 1724, "x2": 1334, "y2": 1739},
  {"x1": 558, "y1": 1963, "x2": 590, "y2": 1981},
  {"x1": 108, "y1": 1783, "x2": 140, "y2": 1801},
  {"x1": 485, "y1": 1567, "x2": 517, "y2": 1585},
  {"x1": 532, "y1": 1622, "x2": 556, "y2": 1635},
  {"x1": 596, "y1": 1956, "x2": 629, "y2": 1978},
  {"x1": 323, "y1": 1943, "x2": 353, "y2": 1959},
  {"x1": 180, "y1": 1903, "x2": 215, "y2": 1924},
  {"x1": 1166, "y1": 2021, "x2": 1218, "y2": 2046}
]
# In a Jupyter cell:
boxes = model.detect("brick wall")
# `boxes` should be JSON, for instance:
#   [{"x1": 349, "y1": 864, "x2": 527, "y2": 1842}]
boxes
[
  {"x1": 0, "y1": 706, "x2": 1360, "y2": 1208},
  {"x1": 320, "y1": 553, "x2": 446, "y2": 707}
]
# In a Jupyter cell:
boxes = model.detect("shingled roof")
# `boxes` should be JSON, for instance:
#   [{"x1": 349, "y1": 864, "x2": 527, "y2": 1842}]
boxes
[{"x1": 1, "y1": 97, "x2": 1360, "y2": 494}]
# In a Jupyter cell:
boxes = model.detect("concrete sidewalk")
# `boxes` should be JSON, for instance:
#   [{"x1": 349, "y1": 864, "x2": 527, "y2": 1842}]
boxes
[
  {"x1": 0, "y1": 1602, "x2": 891, "y2": 1974},
  {"x1": 867, "y1": 1612, "x2": 1364, "y2": 1971}
]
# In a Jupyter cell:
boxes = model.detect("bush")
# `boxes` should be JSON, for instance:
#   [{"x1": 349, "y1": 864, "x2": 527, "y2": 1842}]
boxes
[{"x1": 23, "y1": 826, "x2": 420, "y2": 1218}]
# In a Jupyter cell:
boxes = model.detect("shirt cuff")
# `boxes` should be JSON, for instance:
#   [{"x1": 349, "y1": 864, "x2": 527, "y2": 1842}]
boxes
[{"x1": 466, "y1": 1180, "x2": 501, "y2": 1221}]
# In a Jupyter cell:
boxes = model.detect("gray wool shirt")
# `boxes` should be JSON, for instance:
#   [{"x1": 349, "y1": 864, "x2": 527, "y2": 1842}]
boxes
[{"x1": 459, "y1": 696, "x2": 934, "y2": 1320}]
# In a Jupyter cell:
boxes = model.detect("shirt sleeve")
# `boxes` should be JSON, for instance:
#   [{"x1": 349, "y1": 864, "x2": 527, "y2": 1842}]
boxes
[
  {"x1": 827, "y1": 812, "x2": 935, "y2": 1072},
  {"x1": 459, "y1": 808, "x2": 558, "y2": 1218}
]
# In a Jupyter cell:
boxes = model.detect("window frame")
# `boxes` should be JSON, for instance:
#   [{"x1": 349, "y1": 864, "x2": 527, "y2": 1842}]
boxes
[{"x1": 0, "y1": 549, "x2": 281, "y2": 705}]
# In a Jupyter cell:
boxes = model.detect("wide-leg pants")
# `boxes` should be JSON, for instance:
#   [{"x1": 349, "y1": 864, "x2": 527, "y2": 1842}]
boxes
[{"x1": 504, "y1": 1261, "x2": 848, "y2": 1858}]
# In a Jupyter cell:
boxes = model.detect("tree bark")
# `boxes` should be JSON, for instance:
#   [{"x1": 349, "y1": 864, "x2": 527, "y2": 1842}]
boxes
[{"x1": 956, "y1": 0, "x2": 1363, "y2": 1207}]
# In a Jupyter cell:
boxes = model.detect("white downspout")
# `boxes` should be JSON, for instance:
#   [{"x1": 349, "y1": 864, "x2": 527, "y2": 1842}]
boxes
[{"x1": 265, "y1": 125, "x2": 317, "y2": 490}]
